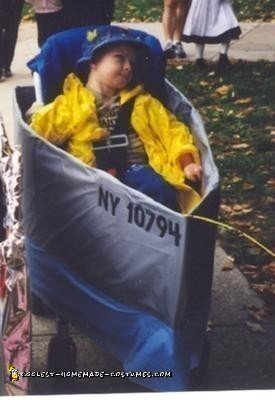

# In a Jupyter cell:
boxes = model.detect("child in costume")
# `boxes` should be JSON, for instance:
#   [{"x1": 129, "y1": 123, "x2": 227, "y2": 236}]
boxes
[
  {"x1": 30, "y1": 26, "x2": 202, "y2": 212},
  {"x1": 182, "y1": 0, "x2": 241, "y2": 69}
]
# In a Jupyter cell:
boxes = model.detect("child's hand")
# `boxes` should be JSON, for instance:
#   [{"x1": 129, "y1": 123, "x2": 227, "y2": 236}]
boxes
[{"x1": 184, "y1": 163, "x2": 202, "y2": 182}]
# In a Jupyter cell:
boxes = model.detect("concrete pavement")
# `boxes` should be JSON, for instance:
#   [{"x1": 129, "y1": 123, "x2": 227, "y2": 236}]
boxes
[{"x1": 0, "y1": 19, "x2": 274, "y2": 395}]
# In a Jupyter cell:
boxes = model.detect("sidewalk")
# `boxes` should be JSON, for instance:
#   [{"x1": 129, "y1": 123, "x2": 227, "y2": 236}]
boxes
[{"x1": 1, "y1": 20, "x2": 275, "y2": 394}]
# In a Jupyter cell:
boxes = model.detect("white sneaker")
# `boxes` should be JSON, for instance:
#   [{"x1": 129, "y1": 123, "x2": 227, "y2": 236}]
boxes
[
  {"x1": 174, "y1": 42, "x2": 187, "y2": 59},
  {"x1": 163, "y1": 41, "x2": 176, "y2": 59}
]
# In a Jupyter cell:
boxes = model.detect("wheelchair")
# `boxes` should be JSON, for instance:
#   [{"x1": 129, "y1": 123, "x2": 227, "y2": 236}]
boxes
[{"x1": 1, "y1": 25, "x2": 219, "y2": 394}]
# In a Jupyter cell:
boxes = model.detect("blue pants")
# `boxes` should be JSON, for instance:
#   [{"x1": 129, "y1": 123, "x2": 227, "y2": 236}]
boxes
[{"x1": 121, "y1": 165, "x2": 180, "y2": 212}]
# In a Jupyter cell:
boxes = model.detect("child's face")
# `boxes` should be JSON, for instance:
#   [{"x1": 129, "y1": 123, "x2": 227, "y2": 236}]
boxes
[{"x1": 90, "y1": 44, "x2": 137, "y2": 93}]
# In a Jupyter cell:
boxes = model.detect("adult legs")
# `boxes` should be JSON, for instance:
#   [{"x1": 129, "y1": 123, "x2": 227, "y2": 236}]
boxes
[
  {"x1": 174, "y1": 0, "x2": 190, "y2": 43},
  {"x1": 101, "y1": 0, "x2": 115, "y2": 24},
  {"x1": 2, "y1": 0, "x2": 24, "y2": 75},
  {"x1": 162, "y1": 0, "x2": 189, "y2": 58},
  {"x1": 62, "y1": 0, "x2": 114, "y2": 29},
  {"x1": 35, "y1": 11, "x2": 65, "y2": 47}
]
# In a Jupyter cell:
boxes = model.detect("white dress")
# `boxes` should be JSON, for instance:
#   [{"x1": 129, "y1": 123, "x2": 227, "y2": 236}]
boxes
[{"x1": 182, "y1": 0, "x2": 241, "y2": 43}]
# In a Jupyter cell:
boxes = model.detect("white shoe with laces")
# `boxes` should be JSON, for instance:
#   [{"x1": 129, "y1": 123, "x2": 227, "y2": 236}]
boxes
[
  {"x1": 163, "y1": 41, "x2": 176, "y2": 59},
  {"x1": 174, "y1": 41, "x2": 187, "y2": 59}
]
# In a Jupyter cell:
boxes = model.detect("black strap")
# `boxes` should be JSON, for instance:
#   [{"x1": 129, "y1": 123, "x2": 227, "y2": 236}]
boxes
[{"x1": 94, "y1": 96, "x2": 136, "y2": 175}]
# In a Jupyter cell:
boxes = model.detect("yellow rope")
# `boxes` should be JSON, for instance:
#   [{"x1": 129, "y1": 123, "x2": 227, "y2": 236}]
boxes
[{"x1": 183, "y1": 214, "x2": 275, "y2": 258}]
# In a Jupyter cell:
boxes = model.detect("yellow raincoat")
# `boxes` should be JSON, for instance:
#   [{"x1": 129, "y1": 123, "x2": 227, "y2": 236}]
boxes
[{"x1": 30, "y1": 73, "x2": 201, "y2": 212}]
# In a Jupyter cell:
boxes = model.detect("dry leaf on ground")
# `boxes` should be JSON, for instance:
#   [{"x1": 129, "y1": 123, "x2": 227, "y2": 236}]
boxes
[
  {"x1": 234, "y1": 97, "x2": 252, "y2": 105},
  {"x1": 215, "y1": 84, "x2": 233, "y2": 96},
  {"x1": 245, "y1": 321, "x2": 267, "y2": 334}
]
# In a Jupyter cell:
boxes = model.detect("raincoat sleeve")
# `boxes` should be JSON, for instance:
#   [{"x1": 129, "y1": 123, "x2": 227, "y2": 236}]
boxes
[
  {"x1": 132, "y1": 93, "x2": 200, "y2": 169},
  {"x1": 30, "y1": 73, "x2": 107, "y2": 166}
]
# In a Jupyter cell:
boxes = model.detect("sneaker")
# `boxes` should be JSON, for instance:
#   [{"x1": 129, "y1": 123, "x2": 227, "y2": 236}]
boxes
[
  {"x1": 3, "y1": 68, "x2": 12, "y2": 78},
  {"x1": 163, "y1": 42, "x2": 176, "y2": 59},
  {"x1": 0, "y1": 74, "x2": 5, "y2": 83},
  {"x1": 195, "y1": 58, "x2": 207, "y2": 69},
  {"x1": 174, "y1": 42, "x2": 187, "y2": 59}
]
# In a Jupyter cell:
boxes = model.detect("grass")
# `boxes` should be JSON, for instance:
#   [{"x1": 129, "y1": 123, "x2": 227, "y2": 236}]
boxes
[
  {"x1": 167, "y1": 60, "x2": 275, "y2": 304},
  {"x1": 23, "y1": 0, "x2": 275, "y2": 21},
  {"x1": 114, "y1": 0, "x2": 275, "y2": 21}
]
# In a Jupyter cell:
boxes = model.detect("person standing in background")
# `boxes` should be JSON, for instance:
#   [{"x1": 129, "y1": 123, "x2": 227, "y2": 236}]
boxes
[
  {"x1": 182, "y1": 0, "x2": 241, "y2": 70},
  {"x1": 25, "y1": 0, "x2": 65, "y2": 47},
  {"x1": 0, "y1": 0, "x2": 24, "y2": 81},
  {"x1": 62, "y1": 0, "x2": 114, "y2": 29},
  {"x1": 162, "y1": 0, "x2": 190, "y2": 59}
]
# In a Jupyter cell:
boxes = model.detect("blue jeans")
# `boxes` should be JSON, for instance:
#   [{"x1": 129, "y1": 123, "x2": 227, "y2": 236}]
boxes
[{"x1": 120, "y1": 165, "x2": 180, "y2": 212}]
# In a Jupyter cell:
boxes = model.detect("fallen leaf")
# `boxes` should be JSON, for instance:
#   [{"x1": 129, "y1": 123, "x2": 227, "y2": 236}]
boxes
[
  {"x1": 241, "y1": 207, "x2": 253, "y2": 214},
  {"x1": 245, "y1": 321, "x2": 267, "y2": 334},
  {"x1": 234, "y1": 97, "x2": 252, "y2": 105},
  {"x1": 247, "y1": 309, "x2": 265, "y2": 322},
  {"x1": 231, "y1": 176, "x2": 242, "y2": 183},
  {"x1": 220, "y1": 204, "x2": 233, "y2": 213},
  {"x1": 248, "y1": 225, "x2": 260, "y2": 232},
  {"x1": 232, "y1": 143, "x2": 250, "y2": 149},
  {"x1": 256, "y1": 214, "x2": 267, "y2": 220},
  {"x1": 242, "y1": 106, "x2": 255, "y2": 115},
  {"x1": 242, "y1": 264, "x2": 259, "y2": 272},
  {"x1": 267, "y1": 178, "x2": 275, "y2": 187},
  {"x1": 233, "y1": 220, "x2": 251, "y2": 227},
  {"x1": 199, "y1": 80, "x2": 209, "y2": 87},
  {"x1": 268, "y1": 261, "x2": 275, "y2": 270},
  {"x1": 266, "y1": 196, "x2": 275, "y2": 205},
  {"x1": 215, "y1": 84, "x2": 233, "y2": 96},
  {"x1": 251, "y1": 283, "x2": 275, "y2": 295},
  {"x1": 222, "y1": 258, "x2": 234, "y2": 271},
  {"x1": 262, "y1": 262, "x2": 275, "y2": 276},
  {"x1": 246, "y1": 304, "x2": 262, "y2": 312},
  {"x1": 233, "y1": 204, "x2": 243, "y2": 211},
  {"x1": 236, "y1": 112, "x2": 245, "y2": 118},
  {"x1": 243, "y1": 183, "x2": 255, "y2": 190}
]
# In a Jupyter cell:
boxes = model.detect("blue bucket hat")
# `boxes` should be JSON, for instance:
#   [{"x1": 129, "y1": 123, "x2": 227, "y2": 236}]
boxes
[{"x1": 75, "y1": 25, "x2": 152, "y2": 80}]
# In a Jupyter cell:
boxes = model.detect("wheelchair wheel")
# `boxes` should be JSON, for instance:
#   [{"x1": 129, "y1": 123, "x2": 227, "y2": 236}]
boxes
[{"x1": 189, "y1": 337, "x2": 211, "y2": 390}]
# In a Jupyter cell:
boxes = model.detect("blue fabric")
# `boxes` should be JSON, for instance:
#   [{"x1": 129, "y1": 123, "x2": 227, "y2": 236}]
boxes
[
  {"x1": 75, "y1": 25, "x2": 152, "y2": 73},
  {"x1": 26, "y1": 238, "x2": 193, "y2": 392},
  {"x1": 27, "y1": 25, "x2": 166, "y2": 103},
  {"x1": 121, "y1": 165, "x2": 180, "y2": 212}
]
